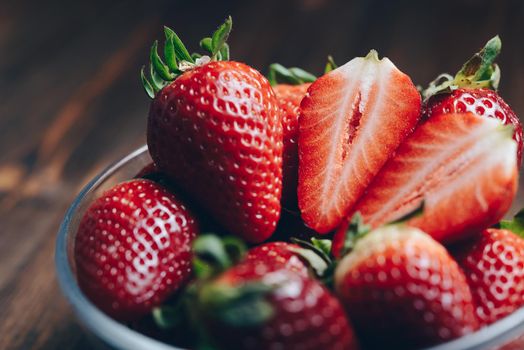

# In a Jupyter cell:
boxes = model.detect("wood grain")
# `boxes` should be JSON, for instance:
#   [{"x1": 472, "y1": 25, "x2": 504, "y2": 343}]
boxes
[{"x1": 0, "y1": 0, "x2": 523, "y2": 349}]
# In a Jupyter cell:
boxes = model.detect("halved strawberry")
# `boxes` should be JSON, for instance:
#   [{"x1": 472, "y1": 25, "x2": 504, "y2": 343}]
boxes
[
  {"x1": 298, "y1": 51, "x2": 421, "y2": 233},
  {"x1": 345, "y1": 112, "x2": 518, "y2": 243}
]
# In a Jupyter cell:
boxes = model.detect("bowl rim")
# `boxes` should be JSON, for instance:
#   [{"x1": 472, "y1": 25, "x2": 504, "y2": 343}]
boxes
[
  {"x1": 55, "y1": 145, "x2": 181, "y2": 350},
  {"x1": 55, "y1": 145, "x2": 524, "y2": 350}
]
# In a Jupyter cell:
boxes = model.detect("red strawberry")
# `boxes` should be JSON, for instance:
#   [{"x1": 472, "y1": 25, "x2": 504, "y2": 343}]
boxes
[
  {"x1": 453, "y1": 228, "x2": 524, "y2": 326},
  {"x1": 298, "y1": 50, "x2": 421, "y2": 233},
  {"x1": 340, "y1": 112, "x2": 518, "y2": 244},
  {"x1": 144, "y1": 18, "x2": 283, "y2": 243},
  {"x1": 74, "y1": 179, "x2": 198, "y2": 321},
  {"x1": 273, "y1": 83, "x2": 311, "y2": 209},
  {"x1": 268, "y1": 63, "x2": 317, "y2": 210},
  {"x1": 197, "y1": 261, "x2": 359, "y2": 350},
  {"x1": 334, "y1": 225, "x2": 479, "y2": 349},
  {"x1": 423, "y1": 36, "x2": 522, "y2": 165}
]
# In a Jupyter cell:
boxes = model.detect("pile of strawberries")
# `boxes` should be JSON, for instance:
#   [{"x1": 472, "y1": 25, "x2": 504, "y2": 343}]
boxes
[{"x1": 73, "y1": 17, "x2": 524, "y2": 350}]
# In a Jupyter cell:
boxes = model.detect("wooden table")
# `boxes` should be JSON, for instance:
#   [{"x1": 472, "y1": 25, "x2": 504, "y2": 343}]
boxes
[{"x1": 1, "y1": 0, "x2": 523, "y2": 348}]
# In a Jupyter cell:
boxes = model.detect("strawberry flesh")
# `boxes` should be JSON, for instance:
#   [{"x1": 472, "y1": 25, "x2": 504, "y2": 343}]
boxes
[
  {"x1": 424, "y1": 88, "x2": 523, "y2": 165},
  {"x1": 344, "y1": 112, "x2": 518, "y2": 244},
  {"x1": 298, "y1": 51, "x2": 421, "y2": 233}
]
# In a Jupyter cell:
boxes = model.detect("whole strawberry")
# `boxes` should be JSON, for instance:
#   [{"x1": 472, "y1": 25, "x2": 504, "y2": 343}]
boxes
[
  {"x1": 196, "y1": 261, "x2": 359, "y2": 350},
  {"x1": 423, "y1": 36, "x2": 522, "y2": 165},
  {"x1": 143, "y1": 18, "x2": 283, "y2": 243},
  {"x1": 334, "y1": 224, "x2": 478, "y2": 349},
  {"x1": 453, "y1": 225, "x2": 524, "y2": 326},
  {"x1": 268, "y1": 63, "x2": 316, "y2": 209},
  {"x1": 74, "y1": 179, "x2": 198, "y2": 321}
]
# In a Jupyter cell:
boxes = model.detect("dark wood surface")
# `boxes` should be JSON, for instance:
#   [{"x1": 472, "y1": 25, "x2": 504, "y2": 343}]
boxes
[{"x1": 1, "y1": 0, "x2": 524, "y2": 348}]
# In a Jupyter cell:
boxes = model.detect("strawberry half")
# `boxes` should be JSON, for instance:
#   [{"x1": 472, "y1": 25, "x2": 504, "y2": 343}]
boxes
[
  {"x1": 74, "y1": 179, "x2": 198, "y2": 321},
  {"x1": 144, "y1": 18, "x2": 283, "y2": 243},
  {"x1": 422, "y1": 36, "x2": 523, "y2": 165},
  {"x1": 298, "y1": 51, "x2": 421, "y2": 233},
  {"x1": 334, "y1": 225, "x2": 478, "y2": 349},
  {"x1": 342, "y1": 112, "x2": 518, "y2": 244},
  {"x1": 453, "y1": 224, "x2": 524, "y2": 326}
]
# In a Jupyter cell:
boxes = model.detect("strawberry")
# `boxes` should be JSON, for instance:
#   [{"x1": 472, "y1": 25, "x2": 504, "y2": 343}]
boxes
[
  {"x1": 453, "y1": 222, "x2": 524, "y2": 326},
  {"x1": 143, "y1": 18, "x2": 283, "y2": 243},
  {"x1": 196, "y1": 261, "x2": 359, "y2": 350},
  {"x1": 74, "y1": 179, "x2": 198, "y2": 321},
  {"x1": 298, "y1": 50, "x2": 421, "y2": 233},
  {"x1": 423, "y1": 36, "x2": 523, "y2": 165},
  {"x1": 268, "y1": 64, "x2": 316, "y2": 209},
  {"x1": 274, "y1": 83, "x2": 311, "y2": 208},
  {"x1": 340, "y1": 112, "x2": 518, "y2": 244},
  {"x1": 334, "y1": 224, "x2": 479, "y2": 349}
]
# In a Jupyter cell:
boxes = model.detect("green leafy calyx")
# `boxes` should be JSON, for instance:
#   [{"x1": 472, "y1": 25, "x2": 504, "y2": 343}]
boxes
[
  {"x1": 267, "y1": 55, "x2": 338, "y2": 86},
  {"x1": 192, "y1": 234, "x2": 247, "y2": 280},
  {"x1": 141, "y1": 16, "x2": 233, "y2": 98},
  {"x1": 340, "y1": 212, "x2": 371, "y2": 257},
  {"x1": 324, "y1": 55, "x2": 338, "y2": 74},
  {"x1": 498, "y1": 208, "x2": 524, "y2": 237},
  {"x1": 267, "y1": 63, "x2": 317, "y2": 86},
  {"x1": 198, "y1": 281, "x2": 274, "y2": 328},
  {"x1": 388, "y1": 201, "x2": 425, "y2": 225},
  {"x1": 422, "y1": 36, "x2": 502, "y2": 101},
  {"x1": 267, "y1": 63, "x2": 316, "y2": 86}
]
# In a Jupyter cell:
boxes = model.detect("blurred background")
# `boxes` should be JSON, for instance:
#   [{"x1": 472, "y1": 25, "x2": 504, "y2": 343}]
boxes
[{"x1": 0, "y1": 0, "x2": 523, "y2": 348}]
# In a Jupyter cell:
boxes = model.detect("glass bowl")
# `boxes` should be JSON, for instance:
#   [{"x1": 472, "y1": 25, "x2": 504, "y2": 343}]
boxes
[{"x1": 55, "y1": 145, "x2": 524, "y2": 350}]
